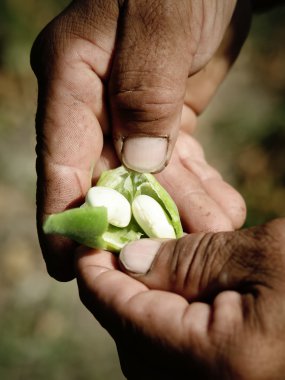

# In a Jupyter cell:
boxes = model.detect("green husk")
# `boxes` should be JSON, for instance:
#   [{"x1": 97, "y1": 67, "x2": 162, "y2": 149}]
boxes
[
  {"x1": 97, "y1": 165, "x2": 134, "y2": 202},
  {"x1": 43, "y1": 166, "x2": 183, "y2": 252},
  {"x1": 102, "y1": 219, "x2": 144, "y2": 252},
  {"x1": 135, "y1": 174, "x2": 183, "y2": 238},
  {"x1": 97, "y1": 166, "x2": 183, "y2": 238},
  {"x1": 43, "y1": 207, "x2": 108, "y2": 249}
]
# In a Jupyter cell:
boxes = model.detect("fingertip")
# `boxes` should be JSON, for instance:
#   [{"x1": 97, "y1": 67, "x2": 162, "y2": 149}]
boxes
[
  {"x1": 45, "y1": 262, "x2": 76, "y2": 282},
  {"x1": 75, "y1": 247, "x2": 118, "y2": 279},
  {"x1": 179, "y1": 193, "x2": 234, "y2": 234},
  {"x1": 119, "y1": 239, "x2": 162, "y2": 275},
  {"x1": 203, "y1": 178, "x2": 247, "y2": 230},
  {"x1": 40, "y1": 236, "x2": 77, "y2": 282},
  {"x1": 117, "y1": 135, "x2": 169, "y2": 173},
  {"x1": 210, "y1": 291, "x2": 243, "y2": 338},
  {"x1": 184, "y1": 302, "x2": 212, "y2": 341}
]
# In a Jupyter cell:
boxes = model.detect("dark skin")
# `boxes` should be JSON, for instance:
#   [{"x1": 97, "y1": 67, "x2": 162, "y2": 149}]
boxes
[
  {"x1": 31, "y1": 0, "x2": 249, "y2": 281},
  {"x1": 31, "y1": 0, "x2": 285, "y2": 378},
  {"x1": 77, "y1": 219, "x2": 285, "y2": 380}
]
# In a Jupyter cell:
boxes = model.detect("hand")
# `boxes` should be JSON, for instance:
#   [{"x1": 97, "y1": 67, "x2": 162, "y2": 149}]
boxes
[
  {"x1": 76, "y1": 218, "x2": 285, "y2": 380},
  {"x1": 31, "y1": 0, "x2": 251, "y2": 281}
]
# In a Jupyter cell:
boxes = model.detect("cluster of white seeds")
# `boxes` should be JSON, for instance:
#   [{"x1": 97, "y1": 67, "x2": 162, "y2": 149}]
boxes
[{"x1": 85, "y1": 186, "x2": 175, "y2": 239}]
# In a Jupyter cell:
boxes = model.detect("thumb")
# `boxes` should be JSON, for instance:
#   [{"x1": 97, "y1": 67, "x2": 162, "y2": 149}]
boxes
[
  {"x1": 109, "y1": 1, "x2": 192, "y2": 173},
  {"x1": 119, "y1": 220, "x2": 285, "y2": 301}
]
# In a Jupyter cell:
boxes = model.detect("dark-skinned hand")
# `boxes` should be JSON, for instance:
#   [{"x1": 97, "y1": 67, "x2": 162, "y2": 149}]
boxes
[
  {"x1": 31, "y1": 0, "x2": 251, "y2": 281},
  {"x1": 77, "y1": 219, "x2": 285, "y2": 380}
]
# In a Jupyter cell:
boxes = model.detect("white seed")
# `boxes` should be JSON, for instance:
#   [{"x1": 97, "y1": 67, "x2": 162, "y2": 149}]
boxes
[
  {"x1": 132, "y1": 195, "x2": 175, "y2": 239},
  {"x1": 86, "y1": 186, "x2": 131, "y2": 228}
]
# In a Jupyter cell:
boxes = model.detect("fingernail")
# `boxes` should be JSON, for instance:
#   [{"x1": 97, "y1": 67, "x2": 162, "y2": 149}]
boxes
[
  {"x1": 122, "y1": 136, "x2": 168, "y2": 173},
  {"x1": 120, "y1": 239, "x2": 162, "y2": 274}
]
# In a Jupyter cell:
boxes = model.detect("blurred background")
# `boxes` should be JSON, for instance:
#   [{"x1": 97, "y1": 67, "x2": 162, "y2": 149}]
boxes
[{"x1": 0, "y1": 1, "x2": 284, "y2": 379}]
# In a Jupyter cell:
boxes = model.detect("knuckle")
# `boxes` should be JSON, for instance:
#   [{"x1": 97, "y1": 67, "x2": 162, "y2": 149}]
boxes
[
  {"x1": 263, "y1": 218, "x2": 285, "y2": 276},
  {"x1": 160, "y1": 221, "x2": 285, "y2": 301},
  {"x1": 213, "y1": 220, "x2": 285, "y2": 293},
  {"x1": 244, "y1": 220, "x2": 285, "y2": 271},
  {"x1": 115, "y1": 88, "x2": 177, "y2": 119},
  {"x1": 264, "y1": 218, "x2": 285, "y2": 250},
  {"x1": 111, "y1": 75, "x2": 183, "y2": 131},
  {"x1": 164, "y1": 233, "x2": 214, "y2": 300}
]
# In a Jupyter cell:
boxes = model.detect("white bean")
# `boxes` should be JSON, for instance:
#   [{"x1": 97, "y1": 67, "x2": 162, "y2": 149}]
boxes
[
  {"x1": 132, "y1": 194, "x2": 175, "y2": 239},
  {"x1": 86, "y1": 186, "x2": 131, "y2": 228}
]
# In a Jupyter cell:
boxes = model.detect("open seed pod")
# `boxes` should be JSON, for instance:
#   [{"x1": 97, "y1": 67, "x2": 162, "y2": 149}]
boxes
[{"x1": 43, "y1": 166, "x2": 183, "y2": 253}]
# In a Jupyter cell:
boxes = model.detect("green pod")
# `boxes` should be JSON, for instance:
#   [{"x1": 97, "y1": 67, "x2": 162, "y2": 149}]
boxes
[
  {"x1": 43, "y1": 207, "x2": 108, "y2": 249},
  {"x1": 135, "y1": 174, "x2": 183, "y2": 238},
  {"x1": 97, "y1": 166, "x2": 183, "y2": 238},
  {"x1": 43, "y1": 166, "x2": 183, "y2": 252},
  {"x1": 97, "y1": 165, "x2": 134, "y2": 202},
  {"x1": 102, "y1": 222, "x2": 143, "y2": 252}
]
